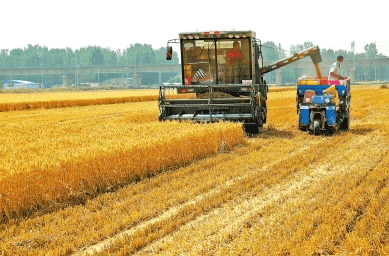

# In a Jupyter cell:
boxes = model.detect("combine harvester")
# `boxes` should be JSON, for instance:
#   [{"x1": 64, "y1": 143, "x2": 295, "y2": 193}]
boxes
[
  {"x1": 296, "y1": 73, "x2": 351, "y2": 135},
  {"x1": 159, "y1": 30, "x2": 322, "y2": 134}
]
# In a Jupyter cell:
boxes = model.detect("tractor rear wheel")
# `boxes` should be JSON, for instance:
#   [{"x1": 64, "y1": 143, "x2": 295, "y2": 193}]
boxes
[
  {"x1": 340, "y1": 116, "x2": 350, "y2": 131},
  {"x1": 313, "y1": 119, "x2": 321, "y2": 135}
]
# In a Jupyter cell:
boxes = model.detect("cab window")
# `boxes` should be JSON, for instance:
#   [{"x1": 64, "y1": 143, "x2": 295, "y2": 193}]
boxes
[{"x1": 182, "y1": 38, "x2": 250, "y2": 85}]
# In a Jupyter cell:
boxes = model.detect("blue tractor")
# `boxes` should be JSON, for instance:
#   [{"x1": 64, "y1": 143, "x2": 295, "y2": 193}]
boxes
[{"x1": 297, "y1": 78, "x2": 351, "y2": 135}]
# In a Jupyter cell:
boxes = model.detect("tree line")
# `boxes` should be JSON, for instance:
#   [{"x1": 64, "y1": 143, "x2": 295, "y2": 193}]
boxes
[
  {"x1": 0, "y1": 44, "x2": 180, "y2": 86},
  {"x1": 0, "y1": 43, "x2": 179, "y2": 68},
  {"x1": 0, "y1": 41, "x2": 387, "y2": 85}
]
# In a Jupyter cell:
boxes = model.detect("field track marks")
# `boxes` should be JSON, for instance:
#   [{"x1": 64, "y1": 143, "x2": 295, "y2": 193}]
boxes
[
  {"x1": 135, "y1": 131, "x2": 380, "y2": 255},
  {"x1": 74, "y1": 135, "x2": 324, "y2": 255},
  {"x1": 136, "y1": 164, "x2": 337, "y2": 255}
]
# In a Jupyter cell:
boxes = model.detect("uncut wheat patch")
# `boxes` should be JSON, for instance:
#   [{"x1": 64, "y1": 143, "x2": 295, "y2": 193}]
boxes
[
  {"x1": 0, "y1": 101, "x2": 159, "y2": 178},
  {"x1": 0, "y1": 89, "x2": 193, "y2": 111},
  {"x1": 0, "y1": 101, "x2": 244, "y2": 222},
  {"x1": 0, "y1": 89, "x2": 159, "y2": 104}
]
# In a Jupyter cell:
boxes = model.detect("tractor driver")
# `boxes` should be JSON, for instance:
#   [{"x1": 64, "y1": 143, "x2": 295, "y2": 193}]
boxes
[
  {"x1": 226, "y1": 41, "x2": 248, "y2": 83},
  {"x1": 329, "y1": 55, "x2": 345, "y2": 80}
]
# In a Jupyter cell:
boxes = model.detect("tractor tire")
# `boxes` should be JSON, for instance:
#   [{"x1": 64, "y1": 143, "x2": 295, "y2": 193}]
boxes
[
  {"x1": 313, "y1": 119, "x2": 321, "y2": 135},
  {"x1": 340, "y1": 116, "x2": 350, "y2": 131},
  {"x1": 299, "y1": 126, "x2": 308, "y2": 131}
]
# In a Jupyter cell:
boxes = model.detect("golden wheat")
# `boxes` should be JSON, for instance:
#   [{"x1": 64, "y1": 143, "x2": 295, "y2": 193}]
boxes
[
  {"x1": 0, "y1": 85, "x2": 388, "y2": 255},
  {"x1": 0, "y1": 89, "x2": 160, "y2": 103},
  {"x1": 0, "y1": 100, "x2": 243, "y2": 224},
  {"x1": 0, "y1": 89, "x2": 193, "y2": 111}
]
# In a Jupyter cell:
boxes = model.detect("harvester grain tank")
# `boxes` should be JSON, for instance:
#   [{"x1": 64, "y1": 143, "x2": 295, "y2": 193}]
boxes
[{"x1": 159, "y1": 30, "x2": 323, "y2": 134}]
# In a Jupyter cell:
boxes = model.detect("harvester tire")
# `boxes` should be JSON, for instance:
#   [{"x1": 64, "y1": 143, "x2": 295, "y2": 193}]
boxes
[
  {"x1": 244, "y1": 123, "x2": 261, "y2": 135},
  {"x1": 261, "y1": 101, "x2": 267, "y2": 124}
]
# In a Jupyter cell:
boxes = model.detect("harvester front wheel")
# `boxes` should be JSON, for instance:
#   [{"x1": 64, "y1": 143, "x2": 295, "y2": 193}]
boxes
[{"x1": 243, "y1": 123, "x2": 261, "y2": 135}]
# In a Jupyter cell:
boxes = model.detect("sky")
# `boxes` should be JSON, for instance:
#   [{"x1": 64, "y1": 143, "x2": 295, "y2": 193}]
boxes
[{"x1": 2, "y1": 0, "x2": 388, "y2": 57}]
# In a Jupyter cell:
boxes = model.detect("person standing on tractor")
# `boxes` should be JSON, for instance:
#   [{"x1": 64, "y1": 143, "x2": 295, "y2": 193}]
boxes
[{"x1": 329, "y1": 55, "x2": 344, "y2": 80}]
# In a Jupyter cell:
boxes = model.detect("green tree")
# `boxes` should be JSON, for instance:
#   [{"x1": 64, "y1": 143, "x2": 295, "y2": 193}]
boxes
[
  {"x1": 289, "y1": 42, "x2": 314, "y2": 54},
  {"x1": 8, "y1": 48, "x2": 25, "y2": 67},
  {"x1": 101, "y1": 48, "x2": 118, "y2": 66},
  {"x1": 261, "y1": 41, "x2": 279, "y2": 63},
  {"x1": 364, "y1": 43, "x2": 378, "y2": 59},
  {"x1": 320, "y1": 48, "x2": 350, "y2": 61},
  {"x1": 47, "y1": 48, "x2": 66, "y2": 67},
  {"x1": 23, "y1": 44, "x2": 48, "y2": 67},
  {"x1": 63, "y1": 47, "x2": 75, "y2": 66},
  {"x1": 0, "y1": 49, "x2": 10, "y2": 67},
  {"x1": 321, "y1": 48, "x2": 336, "y2": 60},
  {"x1": 118, "y1": 43, "x2": 165, "y2": 65},
  {"x1": 90, "y1": 47, "x2": 104, "y2": 66},
  {"x1": 283, "y1": 42, "x2": 315, "y2": 83}
]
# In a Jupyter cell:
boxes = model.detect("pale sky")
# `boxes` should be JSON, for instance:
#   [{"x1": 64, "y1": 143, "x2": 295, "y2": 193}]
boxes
[{"x1": 2, "y1": 0, "x2": 388, "y2": 57}]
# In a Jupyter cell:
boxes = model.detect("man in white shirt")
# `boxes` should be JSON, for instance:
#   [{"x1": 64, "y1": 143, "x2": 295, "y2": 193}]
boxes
[{"x1": 329, "y1": 55, "x2": 344, "y2": 80}]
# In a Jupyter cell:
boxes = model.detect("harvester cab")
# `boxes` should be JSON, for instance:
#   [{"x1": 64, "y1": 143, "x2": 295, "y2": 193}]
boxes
[{"x1": 159, "y1": 30, "x2": 323, "y2": 134}]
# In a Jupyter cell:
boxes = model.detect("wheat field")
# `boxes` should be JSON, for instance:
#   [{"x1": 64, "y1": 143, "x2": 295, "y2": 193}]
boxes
[
  {"x1": 0, "y1": 85, "x2": 388, "y2": 255},
  {"x1": 0, "y1": 89, "x2": 192, "y2": 111}
]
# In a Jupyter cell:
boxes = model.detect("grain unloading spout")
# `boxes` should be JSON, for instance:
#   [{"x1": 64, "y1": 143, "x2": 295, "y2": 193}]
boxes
[
  {"x1": 260, "y1": 45, "x2": 323, "y2": 79},
  {"x1": 309, "y1": 48, "x2": 322, "y2": 64},
  {"x1": 309, "y1": 48, "x2": 323, "y2": 79}
]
